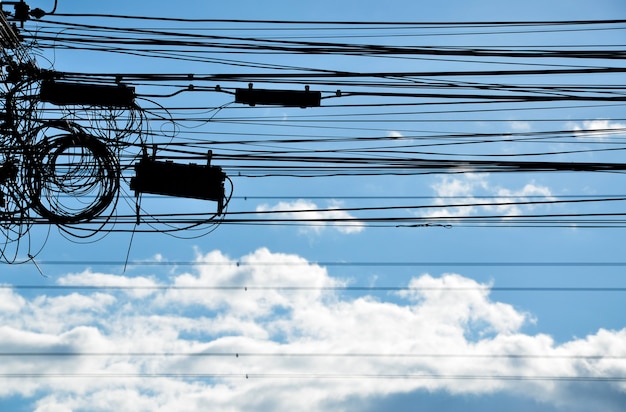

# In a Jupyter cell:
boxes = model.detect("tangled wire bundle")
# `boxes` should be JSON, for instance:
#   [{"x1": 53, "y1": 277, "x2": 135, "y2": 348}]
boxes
[{"x1": 24, "y1": 121, "x2": 120, "y2": 225}]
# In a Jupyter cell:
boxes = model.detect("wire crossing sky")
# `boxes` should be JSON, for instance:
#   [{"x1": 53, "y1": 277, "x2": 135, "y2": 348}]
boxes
[
  {"x1": 2, "y1": 5, "x2": 626, "y2": 254},
  {"x1": 0, "y1": 1, "x2": 626, "y2": 411}
]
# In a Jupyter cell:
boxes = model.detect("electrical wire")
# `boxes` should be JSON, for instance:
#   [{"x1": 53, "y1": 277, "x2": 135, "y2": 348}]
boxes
[
  {"x1": 1, "y1": 11, "x2": 626, "y2": 259},
  {"x1": 0, "y1": 372, "x2": 622, "y2": 382},
  {"x1": 1, "y1": 285, "x2": 624, "y2": 292}
]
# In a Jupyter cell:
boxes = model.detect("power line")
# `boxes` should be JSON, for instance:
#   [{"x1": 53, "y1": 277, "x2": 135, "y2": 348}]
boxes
[
  {"x1": 0, "y1": 352, "x2": 622, "y2": 359},
  {"x1": 2, "y1": 285, "x2": 625, "y2": 292},
  {"x1": 12, "y1": 260, "x2": 626, "y2": 267},
  {"x1": 42, "y1": 15, "x2": 626, "y2": 26},
  {"x1": 2, "y1": 9, "x2": 626, "y2": 259},
  {"x1": 0, "y1": 372, "x2": 623, "y2": 382}
]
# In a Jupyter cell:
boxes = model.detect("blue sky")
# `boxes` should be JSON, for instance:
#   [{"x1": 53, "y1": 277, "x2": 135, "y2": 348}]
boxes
[{"x1": 1, "y1": 0, "x2": 626, "y2": 411}]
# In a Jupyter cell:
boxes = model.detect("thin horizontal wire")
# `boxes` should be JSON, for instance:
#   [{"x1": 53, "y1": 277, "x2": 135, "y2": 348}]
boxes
[
  {"x1": 46, "y1": 15, "x2": 626, "y2": 26},
  {"x1": 233, "y1": 197, "x2": 626, "y2": 216},
  {"x1": 0, "y1": 352, "x2": 621, "y2": 359},
  {"x1": 38, "y1": 194, "x2": 626, "y2": 201},
  {"x1": 2, "y1": 285, "x2": 625, "y2": 292},
  {"x1": 230, "y1": 195, "x2": 626, "y2": 200},
  {"x1": 0, "y1": 373, "x2": 622, "y2": 381},
  {"x1": 28, "y1": 29, "x2": 626, "y2": 62},
  {"x1": 13, "y1": 261, "x2": 626, "y2": 267},
  {"x1": 16, "y1": 216, "x2": 626, "y2": 229}
]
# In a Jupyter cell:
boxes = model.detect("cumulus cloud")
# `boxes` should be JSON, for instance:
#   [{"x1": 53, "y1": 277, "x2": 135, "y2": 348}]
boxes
[
  {"x1": 571, "y1": 119, "x2": 626, "y2": 140},
  {"x1": 256, "y1": 199, "x2": 365, "y2": 234},
  {"x1": 0, "y1": 248, "x2": 624, "y2": 411},
  {"x1": 59, "y1": 271, "x2": 160, "y2": 299},
  {"x1": 422, "y1": 173, "x2": 555, "y2": 218}
]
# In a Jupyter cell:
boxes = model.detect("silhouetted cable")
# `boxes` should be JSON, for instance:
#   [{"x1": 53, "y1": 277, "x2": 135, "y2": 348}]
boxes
[{"x1": 2, "y1": 10, "x2": 626, "y2": 258}]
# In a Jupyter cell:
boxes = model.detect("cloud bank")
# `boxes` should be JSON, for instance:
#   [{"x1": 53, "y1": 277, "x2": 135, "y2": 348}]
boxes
[{"x1": 0, "y1": 248, "x2": 624, "y2": 411}]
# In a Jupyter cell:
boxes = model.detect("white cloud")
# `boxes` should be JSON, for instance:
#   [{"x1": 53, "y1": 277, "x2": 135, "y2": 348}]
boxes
[
  {"x1": 0, "y1": 288, "x2": 26, "y2": 312},
  {"x1": 508, "y1": 121, "x2": 532, "y2": 132},
  {"x1": 256, "y1": 199, "x2": 365, "y2": 234},
  {"x1": 399, "y1": 274, "x2": 528, "y2": 335},
  {"x1": 387, "y1": 130, "x2": 404, "y2": 139},
  {"x1": 422, "y1": 174, "x2": 555, "y2": 218},
  {"x1": 59, "y1": 271, "x2": 160, "y2": 298},
  {"x1": 572, "y1": 119, "x2": 626, "y2": 140},
  {"x1": 159, "y1": 247, "x2": 344, "y2": 318},
  {"x1": 0, "y1": 248, "x2": 624, "y2": 411},
  {"x1": 12, "y1": 293, "x2": 118, "y2": 335}
]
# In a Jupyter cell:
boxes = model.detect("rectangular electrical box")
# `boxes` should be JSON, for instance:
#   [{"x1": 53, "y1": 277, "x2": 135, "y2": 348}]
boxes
[
  {"x1": 235, "y1": 88, "x2": 321, "y2": 108},
  {"x1": 40, "y1": 80, "x2": 136, "y2": 107},
  {"x1": 130, "y1": 158, "x2": 226, "y2": 214}
]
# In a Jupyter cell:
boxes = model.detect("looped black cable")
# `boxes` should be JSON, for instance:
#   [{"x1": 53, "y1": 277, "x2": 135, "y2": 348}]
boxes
[{"x1": 25, "y1": 121, "x2": 120, "y2": 224}]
